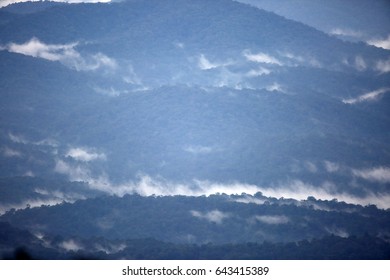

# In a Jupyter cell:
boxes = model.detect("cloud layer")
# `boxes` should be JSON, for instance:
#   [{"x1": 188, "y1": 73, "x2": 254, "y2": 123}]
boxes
[
  {"x1": 254, "y1": 215, "x2": 289, "y2": 225},
  {"x1": 367, "y1": 35, "x2": 390, "y2": 50},
  {"x1": 329, "y1": 28, "x2": 363, "y2": 39},
  {"x1": 53, "y1": 143, "x2": 390, "y2": 209},
  {"x1": 66, "y1": 147, "x2": 106, "y2": 162},
  {"x1": 353, "y1": 167, "x2": 390, "y2": 183},
  {"x1": 190, "y1": 210, "x2": 230, "y2": 224},
  {"x1": 198, "y1": 54, "x2": 232, "y2": 70},
  {"x1": 375, "y1": 59, "x2": 390, "y2": 73},
  {"x1": 342, "y1": 88, "x2": 390, "y2": 104},
  {"x1": 243, "y1": 50, "x2": 283, "y2": 65},
  {"x1": 3, "y1": 38, "x2": 117, "y2": 72},
  {"x1": 183, "y1": 145, "x2": 215, "y2": 155},
  {"x1": 53, "y1": 157, "x2": 390, "y2": 209}
]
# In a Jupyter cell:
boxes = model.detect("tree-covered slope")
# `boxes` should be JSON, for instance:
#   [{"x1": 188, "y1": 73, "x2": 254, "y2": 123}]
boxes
[{"x1": 2, "y1": 194, "x2": 389, "y2": 244}]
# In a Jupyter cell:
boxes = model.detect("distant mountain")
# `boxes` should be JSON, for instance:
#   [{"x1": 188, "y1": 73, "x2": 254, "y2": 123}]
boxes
[
  {"x1": 1, "y1": 1, "x2": 66, "y2": 14},
  {"x1": 2, "y1": 219, "x2": 390, "y2": 260},
  {"x1": 0, "y1": 177, "x2": 102, "y2": 214},
  {"x1": 0, "y1": 0, "x2": 389, "y2": 259},
  {"x1": 1, "y1": 193, "x2": 389, "y2": 244},
  {"x1": 0, "y1": 214, "x2": 390, "y2": 260}
]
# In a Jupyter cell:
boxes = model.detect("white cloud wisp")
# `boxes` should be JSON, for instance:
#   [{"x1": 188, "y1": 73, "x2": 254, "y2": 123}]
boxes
[
  {"x1": 198, "y1": 54, "x2": 232, "y2": 70},
  {"x1": 243, "y1": 50, "x2": 282, "y2": 66},
  {"x1": 329, "y1": 28, "x2": 363, "y2": 39},
  {"x1": 375, "y1": 58, "x2": 390, "y2": 74},
  {"x1": 367, "y1": 35, "x2": 390, "y2": 50},
  {"x1": 254, "y1": 215, "x2": 289, "y2": 225},
  {"x1": 3, "y1": 38, "x2": 117, "y2": 72},
  {"x1": 342, "y1": 88, "x2": 390, "y2": 104},
  {"x1": 53, "y1": 159, "x2": 390, "y2": 210},
  {"x1": 190, "y1": 210, "x2": 230, "y2": 224},
  {"x1": 352, "y1": 166, "x2": 390, "y2": 184},
  {"x1": 183, "y1": 145, "x2": 215, "y2": 155},
  {"x1": 66, "y1": 147, "x2": 106, "y2": 162}
]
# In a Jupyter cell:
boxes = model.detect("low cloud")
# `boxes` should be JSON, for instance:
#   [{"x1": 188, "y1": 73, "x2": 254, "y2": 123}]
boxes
[
  {"x1": 35, "y1": 138, "x2": 59, "y2": 147},
  {"x1": 88, "y1": 53, "x2": 117, "y2": 71},
  {"x1": 190, "y1": 210, "x2": 230, "y2": 224},
  {"x1": 234, "y1": 195, "x2": 267, "y2": 205},
  {"x1": 280, "y1": 51, "x2": 321, "y2": 68},
  {"x1": 122, "y1": 65, "x2": 142, "y2": 85},
  {"x1": 352, "y1": 166, "x2": 390, "y2": 183},
  {"x1": 375, "y1": 58, "x2": 390, "y2": 73},
  {"x1": 342, "y1": 88, "x2": 390, "y2": 104},
  {"x1": 367, "y1": 35, "x2": 390, "y2": 50},
  {"x1": 354, "y1": 56, "x2": 367, "y2": 71},
  {"x1": 308, "y1": 57, "x2": 322, "y2": 68},
  {"x1": 342, "y1": 56, "x2": 367, "y2": 71},
  {"x1": 261, "y1": 180, "x2": 337, "y2": 201},
  {"x1": 324, "y1": 161, "x2": 340, "y2": 173},
  {"x1": 266, "y1": 82, "x2": 285, "y2": 93},
  {"x1": 3, "y1": 38, "x2": 117, "y2": 72},
  {"x1": 65, "y1": 147, "x2": 106, "y2": 162},
  {"x1": 4, "y1": 188, "x2": 87, "y2": 214},
  {"x1": 198, "y1": 54, "x2": 231, "y2": 70},
  {"x1": 54, "y1": 159, "x2": 114, "y2": 197},
  {"x1": 24, "y1": 171, "x2": 35, "y2": 177},
  {"x1": 34, "y1": 188, "x2": 86, "y2": 201},
  {"x1": 93, "y1": 86, "x2": 122, "y2": 97},
  {"x1": 6, "y1": 38, "x2": 77, "y2": 61},
  {"x1": 173, "y1": 41, "x2": 185, "y2": 49},
  {"x1": 246, "y1": 67, "x2": 271, "y2": 77},
  {"x1": 94, "y1": 243, "x2": 126, "y2": 254},
  {"x1": 280, "y1": 52, "x2": 305, "y2": 63},
  {"x1": 259, "y1": 180, "x2": 390, "y2": 209},
  {"x1": 0, "y1": 197, "x2": 69, "y2": 215},
  {"x1": 54, "y1": 161, "x2": 187, "y2": 196},
  {"x1": 8, "y1": 132, "x2": 28, "y2": 144},
  {"x1": 198, "y1": 54, "x2": 217, "y2": 70},
  {"x1": 143, "y1": 178, "x2": 390, "y2": 209},
  {"x1": 183, "y1": 145, "x2": 214, "y2": 155},
  {"x1": 53, "y1": 162, "x2": 390, "y2": 210},
  {"x1": 325, "y1": 227, "x2": 349, "y2": 238},
  {"x1": 193, "y1": 180, "x2": 261, "y2": 196},
  {"x1": 54, "y1": 159, "x2": 92, "y2": 181},
  {"x1": 60, "y1": 239, "x2": 83, "y2": 252},
  {"x1": 329, "y1": 28, "x2": 363, "y2": 38},
  {"x1": 215, "y1": 68, "x2": 246, "y2": 89},
  {"x1": 254, "y1": 215, "x2": 289, "y2": 225},
  {"x1": 243, "y1": 50, "x2": 282, "y2": 65},
  {"x1": 2, "y1": 147, "x2": 22, "y2": 158},
  {"x1": 304, "y1": 161, "x2": 318, "y2": 173}
]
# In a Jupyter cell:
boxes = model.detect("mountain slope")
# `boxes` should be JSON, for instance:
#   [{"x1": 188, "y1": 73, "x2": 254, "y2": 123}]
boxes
[
  {"x1": 0, "y1": 0, "x2": 389, "y2": 260},
  {"x1": 1, "y1": 193, "x2": 389, "y2": 244}
]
